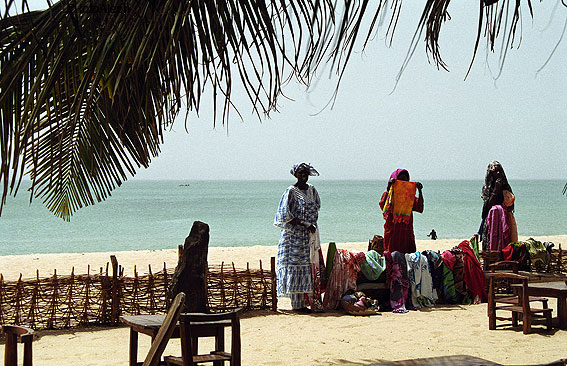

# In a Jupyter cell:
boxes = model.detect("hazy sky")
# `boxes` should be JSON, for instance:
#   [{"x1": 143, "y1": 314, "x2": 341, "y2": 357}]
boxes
[{"x1": 17, "y1": 2, "x2": 567, "y2": 181}]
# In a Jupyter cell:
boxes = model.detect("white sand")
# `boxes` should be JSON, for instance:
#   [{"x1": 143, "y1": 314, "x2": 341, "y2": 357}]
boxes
[{"x1": 1, "y1": 235, "x2": 566, "y2": 365}]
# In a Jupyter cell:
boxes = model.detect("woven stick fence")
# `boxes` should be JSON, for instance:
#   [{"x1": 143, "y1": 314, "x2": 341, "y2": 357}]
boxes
[{"x1": 0, "y1": 256, "x2": 276, "y2": 330}]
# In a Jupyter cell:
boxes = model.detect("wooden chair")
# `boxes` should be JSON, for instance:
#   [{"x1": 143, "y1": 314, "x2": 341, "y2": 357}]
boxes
[
  {"x1": 142, "y1": 292, "x2": 186, "y2": 366},
  {"x1": 487, "y1": 272, "x2": 553, "y2": 334},
  {"x1": 1, "y1": 325, "x2": 34, "y2": 366},
  {"x1": 488, "y1": 261, "x2": 548, "y2": 309},
  {"x1": 164, "y1": 308, "x2": 242, "y2": 366}
]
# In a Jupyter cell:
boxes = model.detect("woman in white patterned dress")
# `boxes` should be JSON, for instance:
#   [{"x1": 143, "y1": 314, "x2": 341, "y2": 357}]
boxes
[{"x1": 274, "y1": 162, "x2": 324, "y2": 312}]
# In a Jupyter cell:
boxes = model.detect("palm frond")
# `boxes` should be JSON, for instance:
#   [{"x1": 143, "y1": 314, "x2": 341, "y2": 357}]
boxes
[{"x1": 0, "y1": 0, "x2": 545, "y2": 219}]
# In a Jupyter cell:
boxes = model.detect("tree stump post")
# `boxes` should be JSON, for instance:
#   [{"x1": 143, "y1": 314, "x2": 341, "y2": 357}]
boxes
[{"x1": 168, "y1": 221, "x2": 209, "y2": 313}]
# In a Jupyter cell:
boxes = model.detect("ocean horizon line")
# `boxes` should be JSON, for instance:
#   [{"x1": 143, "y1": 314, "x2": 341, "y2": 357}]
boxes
[{"x1": 127, "y1": 178, "x2": 566, "y2": 182}]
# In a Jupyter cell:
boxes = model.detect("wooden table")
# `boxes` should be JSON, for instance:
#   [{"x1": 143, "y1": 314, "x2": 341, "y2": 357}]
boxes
[
  {"x1": 120, "y1": 314, "x2": 231, "y2": 366},
  {"x1": 366, "y1": 355, "x2": 501, "y2": 366},
  {"x1": 512, "y1": 281, "x2": 567, "y2": 329}
]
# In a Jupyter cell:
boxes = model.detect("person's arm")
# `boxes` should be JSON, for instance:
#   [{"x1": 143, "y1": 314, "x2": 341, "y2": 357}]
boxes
[
  {"x1": 289, "y1": 217, "x2": 316, "y2": 232},
  {"x1": 413, "y1": 182, "x2": 424, "y2": 213},
  {"x1": 387, "y1": 178, "x2": 395, "y2": 192},
  {"x1": 379, "y1": 191, "x2": 388, "y2": 210}
]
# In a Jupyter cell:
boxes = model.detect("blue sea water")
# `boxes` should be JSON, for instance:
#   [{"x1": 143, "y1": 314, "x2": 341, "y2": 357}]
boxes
[{"x1": 0, "y1": 180, "x2": 565, "y2": 255}]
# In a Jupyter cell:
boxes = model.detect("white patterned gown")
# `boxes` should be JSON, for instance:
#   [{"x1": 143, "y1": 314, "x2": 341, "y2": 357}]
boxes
[{"x1": 274, "y1": 184, "x2": 321, "y2": 298}]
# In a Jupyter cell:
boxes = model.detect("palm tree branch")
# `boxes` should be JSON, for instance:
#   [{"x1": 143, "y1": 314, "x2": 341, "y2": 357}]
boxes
[{"x1": 0, "y1": 0, "x2": 553, "y2": 219}]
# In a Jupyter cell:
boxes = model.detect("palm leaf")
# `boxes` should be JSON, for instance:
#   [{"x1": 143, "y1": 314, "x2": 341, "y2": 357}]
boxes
[{"x1": 0, "y1": 0, "x2": 546, "y2": 219}]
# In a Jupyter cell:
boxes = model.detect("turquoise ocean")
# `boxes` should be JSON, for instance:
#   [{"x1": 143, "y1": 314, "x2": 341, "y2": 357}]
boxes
[{"x1": 0, "y1": 180, "x2": 566, "y2": 256}]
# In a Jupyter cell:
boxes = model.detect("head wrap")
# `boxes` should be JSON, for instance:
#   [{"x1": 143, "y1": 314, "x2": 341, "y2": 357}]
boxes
[
  {"x1": 390, "y1": 168, "x2": 409, "y2": 180},
  {"x1": 290, "y1": 162, "x2": 319, "y2": 177},
  {"x1": 481, "y1": 160, "x2": 511, "y2": 202}
]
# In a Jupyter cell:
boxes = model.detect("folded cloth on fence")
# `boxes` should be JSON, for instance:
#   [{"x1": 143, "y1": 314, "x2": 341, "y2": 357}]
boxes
[
  {"x1": 326, "y1": 241, "x2": 337, "y2": 279},
  {"x1": 449, "y1": 247, "x2": 469, "y2": 302},
  {"x1": 422, "y1": 250, "x2": 443, "y2": 290},
  {"x1": 323, "y1": 249, "x2": 361, "y2": 310},
  {"x1": 486, "y1": 204, "x2": 511, "y2": 250},
  {"x1": 525, "y1": 238, "x2": 549, "y2": 272},
  {"x1": 382, "y1": 180, "x2": 417, "y2": 224},
  {"x1": 440, "y1": 263, "x2": 458, "y2": 304},
  {"x1": 458, "y1": 240, "x2": 487, "y2": 303},
  {"x1": 360, "y1": 250, "x2": 386, "y2": 281},
  {"x1": 503, "y1": 241, "x2": 530, "y2": 271},
  {"x1": 406, "y1": 252, "x2": 437, "y2": 308},
  {"x1": 386, "y1": 251, "x2": 410, "y2": 313},
  {"x1": 469, "y1": 234, "x2": 481, "y2": 262},
  {"x1": 441, "y1": 250, "x2": 457, "y2": 271}
]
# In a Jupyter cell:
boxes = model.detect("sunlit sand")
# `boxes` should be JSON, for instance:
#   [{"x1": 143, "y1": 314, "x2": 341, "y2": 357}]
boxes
[{"x1": 1, "y1": 235, "x2": 566, "y2": 365}]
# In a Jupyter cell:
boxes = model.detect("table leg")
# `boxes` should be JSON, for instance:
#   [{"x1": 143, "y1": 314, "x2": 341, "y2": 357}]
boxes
[
  {"x1": 129, "y1": 328, "x2": 139, "y2": 366},
  {"x1": 557, "y1": 295, "x2": 567, "y2": 329},
  {"x1": 191, "y1": 336, "x2": 199, "y2": 355},
  {"x1": 213, "y1": 326, "x2": 225, "y2": 366}
]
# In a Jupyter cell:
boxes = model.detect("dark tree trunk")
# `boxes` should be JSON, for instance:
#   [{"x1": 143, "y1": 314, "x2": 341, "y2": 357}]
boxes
[{"x1": 168, "y1": 221, "x2": 209, "y2": 312}]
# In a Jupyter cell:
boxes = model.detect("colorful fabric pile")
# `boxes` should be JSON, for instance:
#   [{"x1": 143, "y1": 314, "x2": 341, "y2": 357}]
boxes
[
  {"x1": 323, "y1": 249, "x2": 365, "y2": 310},
  {"x1": 406, "y1": 252, "x2": 437, "y2": 308},
  {"x1": 502, "y1": 238, "x2": 554, "y2": 272},
  {"x1": 323, "y1": 239, "x2": 486, "y2": 314},
  {"x1": 341, "y1": 291, "x2": 380, "y2": 313}
]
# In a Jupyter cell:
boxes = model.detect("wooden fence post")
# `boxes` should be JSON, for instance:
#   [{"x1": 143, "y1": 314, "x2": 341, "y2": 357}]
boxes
[
  {"x1": 163, "y1": 262, "x2": 170, "y2": 310},
  {"x1": 0, "y1": 274, "x2": 4, "y2": 324},
  {"x1": 110, "y1": 255, "x2": 119, "y2": 325},
  {"x1": 271, "y1": 257, "x2": 277, "y2": 312},
  {"x1": 220, "y1": 262, "x2": 226, "y2": 311},
  {"x1": 148, "y1": 265, "x2": 156, "y2": 314},
  {"x1": 27, "y1": 270, "x2": 40, "y2": 329},
  {"x1": 46, "y1": 271, "x2": 58, "y2": 328},
  {"x1": 205, "y1": 262, "x2": 209, "y2": 311},
  {"x1": 100, "y1": 264, "x2": 109, "y2": 324},
  {"x1": 232, "y1": 263, "x2": 239, "y2": 309},
  {"x1": 259, "y1": 260, "x2": 267, "y2": 308},
  {"x1": 246, "y1": 263, "x2": 252, "y2": 310},
  {"x1": 558, "y1": 244, "x2": 563, "y2": 274},
  {"x1": 80, "y1": 268, "x2": 91, "y2": 325},
  {"x1": 132, "y1": 266, "x2": 139, "y2": 314},
  {"x1": 178, "y1": 244, "x2": 183, "y2": 263},
  {"x1": 62, "y1": 268, "x2": 75, "y2": 327}
]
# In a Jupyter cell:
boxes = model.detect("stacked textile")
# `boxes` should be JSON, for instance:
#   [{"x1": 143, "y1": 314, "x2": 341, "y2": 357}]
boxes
[
  {"x1": 437, "y1": 241, "x2": 487, "y2": 304},
  {"x1": 324, "y1": 239, "x2": 487, "y2": 314},
  {"x1": 502, "y1": 238, "x2": 554, "y2": 272},
  {"x1": 323, "y1": 248, "x2": 365, "y2": 310}
]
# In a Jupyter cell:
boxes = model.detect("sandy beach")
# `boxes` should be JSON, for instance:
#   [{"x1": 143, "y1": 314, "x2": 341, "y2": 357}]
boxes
[{"x1": 1, "y1": 235, "x2": 566, "y2": 365}]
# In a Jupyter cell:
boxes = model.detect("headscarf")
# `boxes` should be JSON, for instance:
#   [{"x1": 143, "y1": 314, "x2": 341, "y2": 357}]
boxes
[
  {"x1": 290, "y1": 162, "x2": 319, "y2": 177},
  {"x1": 390, "y1": 168, "x2": 409, "y2": 180},
  {"x1": 481, "y1": 160, "x2": 512, "y2": 202}
]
